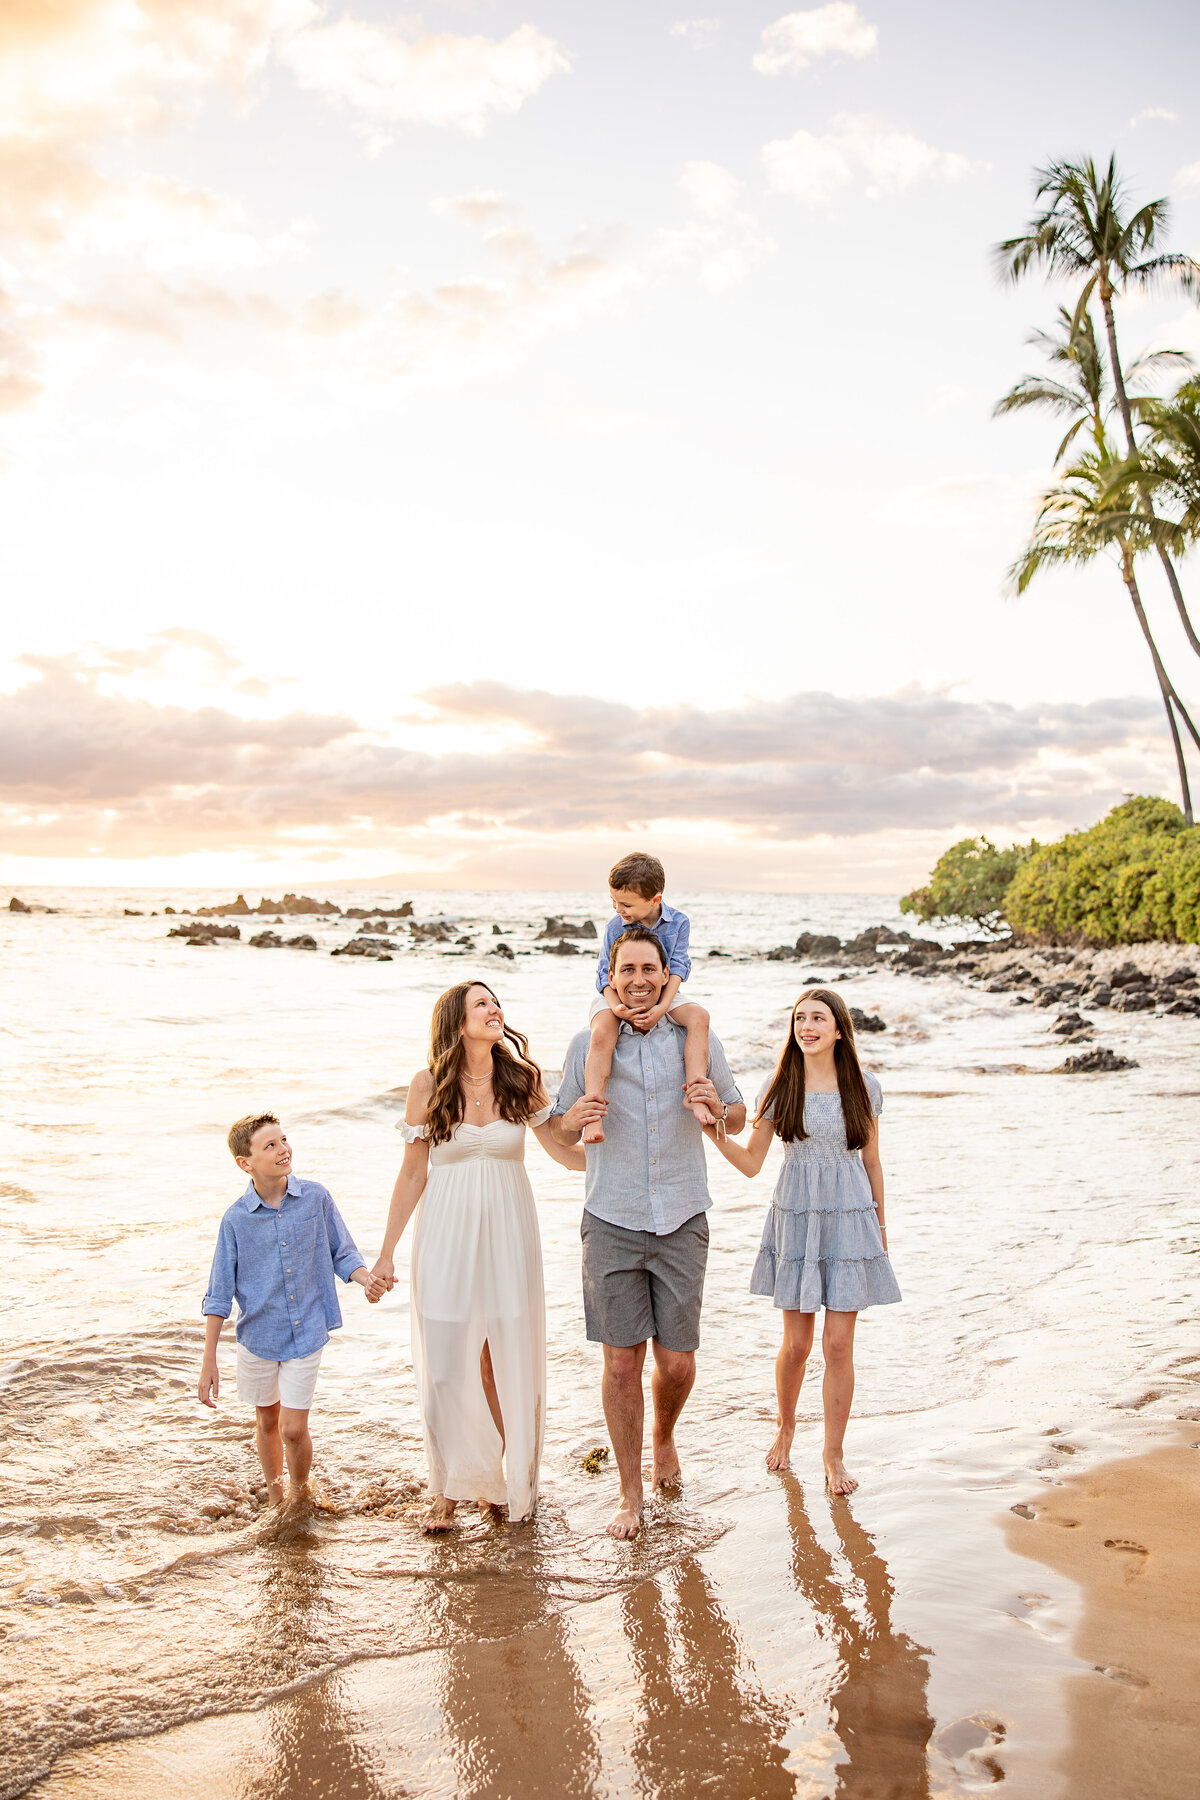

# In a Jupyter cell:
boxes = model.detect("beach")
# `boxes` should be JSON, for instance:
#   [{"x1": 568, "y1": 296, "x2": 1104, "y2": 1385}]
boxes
[{"x1": 2, "y1": 889, "x2": 1198, "y2": 1799}]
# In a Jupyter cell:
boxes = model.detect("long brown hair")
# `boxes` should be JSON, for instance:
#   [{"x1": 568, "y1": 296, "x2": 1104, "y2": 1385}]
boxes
[
  {"x1": 424, "y1": 981, "x2": 544, "y2": 1147},
  {"x1": 755, "y1": 988, "x2": 875, "y2": 1150}
]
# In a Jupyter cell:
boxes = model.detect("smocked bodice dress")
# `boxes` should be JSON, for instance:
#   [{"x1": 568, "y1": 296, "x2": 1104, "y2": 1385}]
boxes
[
  {"x1": 749, "y1": 1074, "x2": 901, "y2": 1313},
  {"x1": 400, "y1": 1107, "x2": 551, "y2": 1521}
]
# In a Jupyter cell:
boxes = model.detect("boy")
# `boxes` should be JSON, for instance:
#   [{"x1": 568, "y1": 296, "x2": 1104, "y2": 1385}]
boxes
[
  {"x1": 582, "y1": 852, "x2": 712, "y2": 1144},
  {"x1": 198, "y1": 1113, "x2": 382, "y2": 1508}
]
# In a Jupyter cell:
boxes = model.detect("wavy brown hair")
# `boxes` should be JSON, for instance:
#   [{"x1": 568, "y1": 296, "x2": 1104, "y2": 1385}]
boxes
[
  {"x1": 755, "y1": 988, "x2": 875, "y2": 1151},
  {"x1": 424, "y1": 981, "x2": 544, "y2": 1147}
]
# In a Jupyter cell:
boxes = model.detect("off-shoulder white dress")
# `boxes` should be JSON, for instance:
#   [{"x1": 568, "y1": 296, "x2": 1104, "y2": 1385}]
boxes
[{"x1": 399, "y1": 1107, "x2": 552, "y2": 1522}]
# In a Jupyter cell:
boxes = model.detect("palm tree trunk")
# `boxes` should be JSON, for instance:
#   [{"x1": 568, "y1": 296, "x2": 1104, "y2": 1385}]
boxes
[
  {"x1": 1120, "y1": 543, "x2": 1195, "y2": 824},
  {"x1": 1102, "y1": 280, "x2": 1200, "y2": 660}
]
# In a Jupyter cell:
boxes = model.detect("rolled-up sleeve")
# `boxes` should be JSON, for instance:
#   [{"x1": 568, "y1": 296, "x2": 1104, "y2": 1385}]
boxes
[
  {"x1": 666, "y1": 915, "x2": 691, "y2": 983},
  {"x1": 706, "y1": 1034, "x2": 743, "y2": 1108},
  {"x1": 595, "y1": 921, "x2": 618, "y2": 995},
  {"x1": 323, "y1": 1193, "x2": 364, "y2": 1282},
  {"x1": 201, "y1": 1219, "x2": 237, "y2": 1319}
]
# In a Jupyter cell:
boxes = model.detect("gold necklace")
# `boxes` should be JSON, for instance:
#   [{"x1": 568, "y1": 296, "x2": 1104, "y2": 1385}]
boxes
[{"x1": 462, "y1": 1071, "x2": 493, "y2": 1110}]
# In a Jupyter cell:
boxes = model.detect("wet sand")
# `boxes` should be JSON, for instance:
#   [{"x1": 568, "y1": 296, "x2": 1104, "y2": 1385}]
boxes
[{"x1": 1005, "y1": 1427, "x2": 1200, "y2": 1800}]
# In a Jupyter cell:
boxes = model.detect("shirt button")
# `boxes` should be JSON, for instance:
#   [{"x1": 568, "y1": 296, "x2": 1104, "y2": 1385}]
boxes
[{"x1": 281, "y1": 1241, "x2": 287, "y2": 1247}]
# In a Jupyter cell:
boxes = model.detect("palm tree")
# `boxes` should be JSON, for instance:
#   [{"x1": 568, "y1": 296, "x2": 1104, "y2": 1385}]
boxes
[
  {"x1": 1013, "y1": 446, "x2": 1198, "y2": 823},
  {"x1": 1134, "y1": 380, "x2": 1200, "y2": 550},
  {"x1": 997, "y1": 155, "x2": 1200, "y2": 657}
]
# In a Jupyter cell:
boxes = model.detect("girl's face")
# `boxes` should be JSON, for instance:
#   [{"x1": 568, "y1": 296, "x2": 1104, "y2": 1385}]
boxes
[
  {"x1": 793, "y1": 998, "x2": 840, "y2": 1057},
  {"x1": 461, "y1": 985, "x2": 504, "y2": 1044}
]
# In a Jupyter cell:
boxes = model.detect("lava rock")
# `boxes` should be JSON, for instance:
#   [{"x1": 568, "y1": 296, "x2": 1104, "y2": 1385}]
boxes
[
  {"x1": 537, "y1": 916, "x2": 597, "y2": 940},
  {"x1": 409, "y1": 921, "x2": 454, "y2": 943},
  {"x1": 169, "y1": 922, "x2": 240, "y2": 942},
  {"x1": 492, "y1": 924, "x2": 504, "y2": 935},
  {"x1": 195, "y1": 895, "x2": 252, "y2": 917},
  {"x1": 249, "y1": 931, "x2": 283, "y2": 948},
  {"x1": 1111, "y1": 988, "x2": 1154, "y2": 1013},
  {"x1": 1052, "y1": 1047, "x2": 1138, "y2": 1074},
  {"x1": 1051, "y1": 1011, "x2": 1091, "y2": 1036},
  {"x1": 287, "y1": 934, "x2": 317, "y2": 951},
  {"x1": 849, "y1": 1008, "x2": 886, "y2": 1033},
  {"x1": 793, "y1": 932, "x2": 843, "y2": 958},
  {"x1": 1035, "y1": 982, "x2": 1078, "y2": 1007},
  {"x1": 1107, "y1": 962, "x2": 1145, "y2": 989},
  {"x1": 543, "y1": 938, "x2": 582, "y2": 955},
  {"x1": 253, "y1": 894, "x2": 340, "y2": 916},
  {"x1": 1165, "y1": 995, "x2": 1200, "y2": 1015},
  {"x1": 333, "y1": 937, "x2": 395, "y2": 959},
  {"x1": 1083, "y1": 984, "x2": 1113, "y2": 1007},
  {"x1": 491, "y1": 942, "x2": 515, "y2": 959},
  {"x1": 123, "y1": 909, "x2": 143, "y2": 917}
]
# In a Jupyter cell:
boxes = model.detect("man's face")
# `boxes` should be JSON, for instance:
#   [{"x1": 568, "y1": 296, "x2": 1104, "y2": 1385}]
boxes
[
  {"x1": 238, "y1": 1124, "x2": 292, "y2": 1188},
  {"x1": 610, "y1": 887, "x2": 662, "y2": 925},
  {"x1": 613, "y1": 943, "x2": 668, "y2": 1011}
]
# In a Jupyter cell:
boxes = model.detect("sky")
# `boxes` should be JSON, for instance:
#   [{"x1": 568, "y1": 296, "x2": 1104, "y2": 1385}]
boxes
[{"x1": 2, "y1": 0, "x2": 1199, "y2": 892}]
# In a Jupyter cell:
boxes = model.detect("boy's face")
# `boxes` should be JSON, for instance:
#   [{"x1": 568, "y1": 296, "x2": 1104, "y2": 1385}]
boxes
[
  {"x1": 237, "y1": 1123, "x2": 293, "y2": 1187},
  {"x1": 610, "y1": 886, "x2": 663, "y2": 925}
]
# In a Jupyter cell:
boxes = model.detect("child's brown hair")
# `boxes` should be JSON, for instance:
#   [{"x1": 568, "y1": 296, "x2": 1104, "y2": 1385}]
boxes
[
  {"x1": 227, "y1": 1113, "x2": 280, "y2": 1160},
  {"x1": 608, "y1": 852, "x2": 666, "y2": 899}
]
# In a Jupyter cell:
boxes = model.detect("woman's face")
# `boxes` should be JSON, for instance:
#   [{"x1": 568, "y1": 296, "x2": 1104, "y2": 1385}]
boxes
[
  {"x1": 461, "y1": 984, "x2": 504, "y2": 1045},
  {"x1": 793, "y1": 998, "x2": 840, "y2": 1057}
]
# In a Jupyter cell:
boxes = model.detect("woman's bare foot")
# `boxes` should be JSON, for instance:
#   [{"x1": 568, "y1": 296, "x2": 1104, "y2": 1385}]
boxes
[
  {"x1": 476, "y1": 1499, "x2": 504, "y2": 1521},
  {"x1": 606, "y1": 1494, "x2": 642, "y2": 1539},
  {"x1": 823, "y1": 1454, "x2": 857, "y2": 1496},
  {"x1": 766, "y1": 1422, "x2": 795, "y2": 1471},
  {"x1": 421, "y1": 1496, "x2": 457, "y2": 1532}
]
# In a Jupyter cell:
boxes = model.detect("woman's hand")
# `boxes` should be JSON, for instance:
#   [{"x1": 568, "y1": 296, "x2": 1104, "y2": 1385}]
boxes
[{"x1": 369, "y1": 1255, "x2": 396, "y2": 1299}]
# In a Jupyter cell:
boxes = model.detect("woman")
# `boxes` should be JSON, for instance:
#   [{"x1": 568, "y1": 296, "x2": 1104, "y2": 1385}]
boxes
[
  {"x1": 371, "y1": 981, "x2": 584, "y2": 1531},
  {"x1": 707, "y1": 987, "x2": 900, "y2": 1496}
]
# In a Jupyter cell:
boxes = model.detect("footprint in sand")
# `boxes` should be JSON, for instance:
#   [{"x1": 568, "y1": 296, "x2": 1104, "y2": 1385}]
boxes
[{"x1": 1104, "y1": 1537, "x2": 1149, "y2": 1578}]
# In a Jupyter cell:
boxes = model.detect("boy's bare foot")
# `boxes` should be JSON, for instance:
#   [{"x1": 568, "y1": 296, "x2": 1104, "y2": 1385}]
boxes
[
  {"x1": 766, "y1": 1422, "x2": 795, "y2": 1471},
  {"x1": 606, "y1": 1494, "x2": 642, "y2": 1538},
  {"x1": 686, "y1": 1098, "x2": 717, "y2": 1127},
  {"x1": 421, "y1": 1496, "x2": 457, "y2": 1532},
  {"x1": 823, "y1": 1454, "x2": 857, "y2": 1496},
  {"x1": 582, "y1": 1122, "x2": 605, "y2": 1144}
]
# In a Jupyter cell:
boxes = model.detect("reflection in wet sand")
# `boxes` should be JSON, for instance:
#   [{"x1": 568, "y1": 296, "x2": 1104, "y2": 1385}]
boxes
[
  {"x1": 621, "y1": 1559, "x2": 793, "y2": 1799},
  {"x1": 423, "y1": 1538, "x2": 601, "y2": 1799},
  {"x1": 781, "y1": 1478, "x2": 934, "y2": 1799}
]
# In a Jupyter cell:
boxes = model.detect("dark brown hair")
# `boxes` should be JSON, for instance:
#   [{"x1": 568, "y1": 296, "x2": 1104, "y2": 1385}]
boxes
[
  {"x1": 608, "y1": 925, "x2": 668, "y2": 977},
  {"x1": 755, "y1": 988, "x2": 875, "y2": 1151},
  {"x1": 424, "y1": 982, "x2": 544, "y2": 1148},
  {"x1": 228, "y1": 1113, "x2": 280, "y2": 1160},
  {"x1": 609, "y1": 852, "x2": 666, "y2": 899}
]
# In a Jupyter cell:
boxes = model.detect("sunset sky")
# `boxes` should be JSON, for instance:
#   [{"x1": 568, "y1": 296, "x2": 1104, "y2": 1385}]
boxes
[{"x1": 2, "y1": 0, "x2": 1199, "y2": 891}]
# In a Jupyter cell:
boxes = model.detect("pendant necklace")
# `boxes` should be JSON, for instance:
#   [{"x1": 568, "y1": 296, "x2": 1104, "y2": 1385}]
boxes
[{"x1": 463, "y1": 1071, "x2": 492, "y2": 1111}]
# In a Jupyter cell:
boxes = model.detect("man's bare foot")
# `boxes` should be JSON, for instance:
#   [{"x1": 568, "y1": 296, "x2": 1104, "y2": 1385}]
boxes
[
  {"x1": 606, "y1": 1494, "x2": 642, "y2": 1538},
  {"x1": 651, "y1": 1444, "x2": 682, "y2": 1491},
  {"x1": 766, "y1": 1422, "x2": 795, "y2": 1471},
  {"x1": 421, "y1": 1496, "x2": 457, "y2": 1532},
  {"x1": 824, "y1": 1454, "x2": 858, "y2": 1496}
]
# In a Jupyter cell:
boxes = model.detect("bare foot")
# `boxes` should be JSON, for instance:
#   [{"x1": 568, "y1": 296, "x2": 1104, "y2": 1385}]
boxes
[
  {"x1": 606, "y1": 1494, "x2": 642, "y2": 1538},
  {"x1": 652, "y1": 1443, "x2": 681, "y2": 1491},
  {"x1": 824, "y1": 1454, "x2": 858, "y2": 1496},
  {"x1": 421, "y1": 1496, "x2": 457, "y2": 1532},
  {"x1": 476, "y1": 1499, "x2": 504, "y2": 1522},
  {"x1": 686, "y1": 1099, "x2": 717, "y2": 1127},
  {"x1": 582, "y1": 1122, "x2": 605, "y2": 1144},
  {"x1": 766, "y1": 1422, "x2": 795, "y2": 1471}
]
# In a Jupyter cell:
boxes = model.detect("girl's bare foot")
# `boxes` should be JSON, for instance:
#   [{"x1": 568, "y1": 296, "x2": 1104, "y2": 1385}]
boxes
[
  {"x1": 823, "y1": 1454, "x2": 857, "y2": 1496},
  {"x1": 606, "y1": 1494, "x2": 642, "y2": 1539},
  {"x1": 766, "y1": 1422, "x2": 795, "y2": 1471},
  {"x1": 421, "y1": 1496, "x2": 457, "y2": 1532}
]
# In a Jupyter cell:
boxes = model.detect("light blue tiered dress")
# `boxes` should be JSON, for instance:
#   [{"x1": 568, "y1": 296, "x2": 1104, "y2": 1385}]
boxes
[{"x1": 750, "y1": 1072, "x2": 901, "y2": 1314}]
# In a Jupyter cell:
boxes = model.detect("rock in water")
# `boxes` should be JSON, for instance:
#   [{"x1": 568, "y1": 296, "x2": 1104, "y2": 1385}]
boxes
[
  {"x1": 537, "y1": 916, "x2": 597, "y2": 940},
  {"x1": 849, "y1": 1008, "x2": 886, "y2": 1033},
  {"x1": 1052, "y1": 1048, "x2": 1138, "y2": 1074},
  {"x1": 543, "y1": 938, "x2": 582, "y2": 955},
  {"x1": 8, "y1": 897, "x2": 30, "y2": 912},
  {"x1": 286, "y1": 935, "x2": 318, "y2": 951},
  {"x1": 170, "y1": 922, "x2": 240, "y2": 942},
  {"x1": 249, "y1": 931, "x2": 283, "y2": 949},
  {"x1": 492, "y1": 941, "x2": 515, "y2": 959}
]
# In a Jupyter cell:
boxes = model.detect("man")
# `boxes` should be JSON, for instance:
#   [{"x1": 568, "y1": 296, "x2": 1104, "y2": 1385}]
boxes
[{"x1": 551, "y1": 927, "x2": 745, "y2": 1537}]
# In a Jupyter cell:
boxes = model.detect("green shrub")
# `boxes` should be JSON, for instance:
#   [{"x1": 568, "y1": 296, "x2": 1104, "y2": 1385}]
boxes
[
  {"x1": 900, "y1": 836, "x2": 1035, "y2": 935},
  {"x1": 1004, "y1": 796, "x2": 1200, "y2": 944}
]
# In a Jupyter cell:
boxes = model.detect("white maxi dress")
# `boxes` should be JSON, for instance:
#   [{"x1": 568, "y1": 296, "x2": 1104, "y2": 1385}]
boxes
[{"x1": 400, "y1": 1107, "x2": 551, "y2": 1522}]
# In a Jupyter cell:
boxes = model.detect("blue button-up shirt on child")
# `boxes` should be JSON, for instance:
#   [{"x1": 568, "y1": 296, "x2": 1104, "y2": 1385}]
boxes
[
  {"x1": 201, "y1": 1174, "x2": 364, "y2": 1360},
  {"x1": 553, "y1": 1018, "x2": 742, "y2": 1236},
  {"x1": 595, "y1": 899, "x2": 692, "y2": 996}
]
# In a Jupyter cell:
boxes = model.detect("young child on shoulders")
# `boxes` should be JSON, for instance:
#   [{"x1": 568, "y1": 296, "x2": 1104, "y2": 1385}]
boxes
[
  {"x1": 582, "y1": 851, "x2": 712, "y2": 1144},
  {"x1": 197, "y1": 1113, "x2": 385, "y2": 1510}
]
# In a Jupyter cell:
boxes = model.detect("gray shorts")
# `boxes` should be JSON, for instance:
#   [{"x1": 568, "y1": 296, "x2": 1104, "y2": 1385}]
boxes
[{"x1": 581, "y1": 1210, "x2": 710, "y2": 1352}]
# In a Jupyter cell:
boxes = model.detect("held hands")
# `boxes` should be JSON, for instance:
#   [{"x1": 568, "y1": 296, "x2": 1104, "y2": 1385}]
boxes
[
  {"x1": 365, "y1": 1257, "x2": 396, "y2": 1303},
  {"x1": 198, "y1": 1360, "x2": 219, "y2": 1408}
]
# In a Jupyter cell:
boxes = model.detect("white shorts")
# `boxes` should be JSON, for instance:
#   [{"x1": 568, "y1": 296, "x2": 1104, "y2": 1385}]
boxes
[
  {"x1": 588, "y1": 983, "x2": 695, "y2": 1024},
  {"x1": 236, "y1": 1343, "x2": 323, "y2": 1410}
]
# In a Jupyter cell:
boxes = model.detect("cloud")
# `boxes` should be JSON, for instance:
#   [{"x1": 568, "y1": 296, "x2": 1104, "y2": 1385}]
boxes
[
  {"x1": 669, "y1": 18, "x2": 720, "y2": 51},
  {"x1": 1176, "y1": 161, "x2": 1200, "y2": 190},
  {"x1": 1129, "y1": 107, "x2": 1176, "y2": 127},
  {"x1": 753, "y1": 5, "x2": 877, "y2": 75},
  {"x1": 431, "y1": 190, "x2": 517, "y2": 227},
  {"x1": 278, "y1": 17, "x2": 568, "y2": 144},
  {"x1": 677, "y1": 161, "x2": 742, "y2": 219},
  {"x1": 0, "y1": 653, "x2": 1172, "y2": 858},
  {"x1": 763, "y1": 111, "x2": 980, "y2": 204}
]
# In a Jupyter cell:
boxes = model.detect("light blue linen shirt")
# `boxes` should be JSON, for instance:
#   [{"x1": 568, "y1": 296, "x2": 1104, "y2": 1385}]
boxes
[
  {"x1": 201, "y1": 1174, "x2": 364, "y2": 1360},
  {"x1": 595, "y1": 899, "x2": 691, "y2": 996},
  {"x1": 553, "y1": 1018, "x2": 742, "y2": 1235}
]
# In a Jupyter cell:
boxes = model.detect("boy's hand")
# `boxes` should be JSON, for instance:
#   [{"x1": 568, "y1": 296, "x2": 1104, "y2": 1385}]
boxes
[
  {"x1": 367, "y1": 1255, "x2": 396, "y2": 1302},
  {"x1": 629, "y1": 1001, "x2": 667, "y2": 1032},
  {"x1": 198, "y1": 1360, "x2": 219, "y2": 1408}
]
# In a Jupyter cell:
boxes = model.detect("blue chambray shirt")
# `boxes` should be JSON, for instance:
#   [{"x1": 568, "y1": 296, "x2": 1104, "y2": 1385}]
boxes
[
  {"x1": 553, "y1": 1019, "x2": 742, "y2": 1235},
  {"x1": 201, "y1": 1174, "x2": 364, "y2": 1360},
  {"x1": 595, "y1": 899, "x2": 691, "y2": 996}
]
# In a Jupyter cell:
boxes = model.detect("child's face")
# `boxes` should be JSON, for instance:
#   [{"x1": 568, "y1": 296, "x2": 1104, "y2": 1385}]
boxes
[
  {"x1": 793, "y1": 1001, "x2": 840, "y2": 1057},
  {"x1": 610, "y1": 887, "x2": 663, "y2": 925},
  {"x1": 238, "y1": 1123, "x2": 293, "y2": 1186}
]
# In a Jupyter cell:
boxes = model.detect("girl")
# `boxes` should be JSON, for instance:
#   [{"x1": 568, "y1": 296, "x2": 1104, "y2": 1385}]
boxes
[
  {"x1": 370, "y1": 982, "x2": 584, "y2": 1531},
  {"x1": 707, "y1": 988, "x2": 900, "y2": 1495}
]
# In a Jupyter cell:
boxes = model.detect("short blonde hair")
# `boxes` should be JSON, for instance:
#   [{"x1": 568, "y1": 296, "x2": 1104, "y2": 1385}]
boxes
[
  {"x1": 228, "y1": 1112, "x2": 280, "y2": 1160},
  {"x1": 609, "y1": 852, "x2": 666, "y2": 899}
]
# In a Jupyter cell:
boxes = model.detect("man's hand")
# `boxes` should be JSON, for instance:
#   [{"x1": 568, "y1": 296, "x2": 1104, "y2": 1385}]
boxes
[
  {"x1": 198, "y1": 1359, "x2": 219, "y2": 1408},
  {"x1": 560, "y1": 1096, "x2": 607, "y2": 1135}
]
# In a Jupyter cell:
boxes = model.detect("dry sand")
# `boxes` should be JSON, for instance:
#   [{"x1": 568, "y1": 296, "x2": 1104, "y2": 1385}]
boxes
[{"x1": 1005, "y1": 1426, "x2": 1200, "y2": 1800}]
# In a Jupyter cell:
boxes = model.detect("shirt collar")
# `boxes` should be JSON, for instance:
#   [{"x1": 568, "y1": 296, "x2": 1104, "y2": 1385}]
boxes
[
  {"x1": 656, "y1": 899, "x2": 681, "y2": 926},
  {"x1": 240, "y1": 1172, "x2": 301, "y2": 1211},
  {"x1": 617, "y1": 1014, "x2": 676, "y2": 1038}
]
